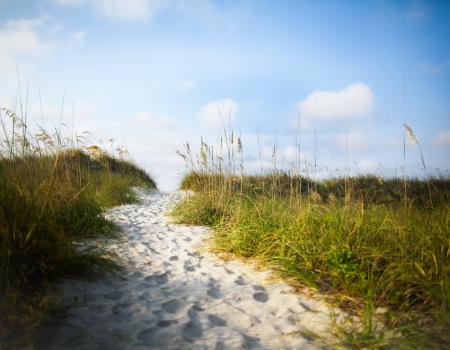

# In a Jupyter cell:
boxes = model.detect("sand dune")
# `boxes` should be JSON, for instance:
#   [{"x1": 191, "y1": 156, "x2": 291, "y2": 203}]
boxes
[{"x1": 41, "y1": 190, "x2": 349, "y2": 349}]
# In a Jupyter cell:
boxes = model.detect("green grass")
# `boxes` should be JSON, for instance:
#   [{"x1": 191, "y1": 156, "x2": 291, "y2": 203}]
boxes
[
  {"x1": 173, "y1": 170, "x2": 450, "y2": 348},
  {"x1": 180, "y1": 172, "x2": 450, "y2": 206},
  {"x1": 0, "y1": 109, "x2": 156, "y2": 346},
  {"x1": 174, "y1": 131, "x2": 450, "y2": 347}
]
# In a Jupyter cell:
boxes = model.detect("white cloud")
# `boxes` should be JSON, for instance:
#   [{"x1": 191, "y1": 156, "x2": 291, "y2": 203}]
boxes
[
  {"x1": 54, "y1": 0, "x2": 168, "y2": 20},
  {"x1": 177, "y1": 79, "x2": 196, "y2": 91},
  {"x1": 297, "y1": 83, "x2": 374, "y2": 120},
  {"x1": 198, "y1": 98, "x2": 238, "y2": 129},
  {"x1": 330, "y1": 132, "x2": 370, "y2": 151},
  {"x1": 0, "y1": 19, "x2": 51, "y2": 78},
  {"x1": 433, "y1": 130, "x2": 450, "y2": 145}
]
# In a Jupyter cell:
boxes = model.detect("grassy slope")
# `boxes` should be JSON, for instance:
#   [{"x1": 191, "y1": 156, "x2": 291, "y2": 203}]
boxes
[
  {"x1": 0, "y1": 148, "x2": 156, "y2": 345},
  {"x1": 173, "y1": 172, "x2": 450, "y2": 349}
]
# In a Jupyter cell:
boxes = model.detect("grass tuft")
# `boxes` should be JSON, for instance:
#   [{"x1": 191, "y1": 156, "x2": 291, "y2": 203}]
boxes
[
  {"x1": 0, "y1": 108, "x2": 156, "y2": 345},
  {"x1": 172, "y1": 131, "x2": 450, "y2": 348}
]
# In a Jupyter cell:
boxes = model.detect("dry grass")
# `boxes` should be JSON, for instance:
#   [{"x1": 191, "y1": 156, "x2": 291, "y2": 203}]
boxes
[
  {"x1": 172, "y1": 127, "x2": 450, "y2": 349},
  {"x1": 0, "y1": 108, "x2": 156, "y2": 347}
]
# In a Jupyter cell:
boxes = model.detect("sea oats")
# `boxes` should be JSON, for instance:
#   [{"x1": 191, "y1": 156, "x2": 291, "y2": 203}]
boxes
[{"x1": 403, "y1": 123, "x2": 418, "y2": 146}]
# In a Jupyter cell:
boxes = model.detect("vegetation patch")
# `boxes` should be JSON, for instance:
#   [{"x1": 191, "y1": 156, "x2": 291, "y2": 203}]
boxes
[
  {"x1": 173, "y1": 136, "x2": 450, "y2": 349},
  {"x1": 0, "y1": 109, "x2": 156, "y2": 347}
]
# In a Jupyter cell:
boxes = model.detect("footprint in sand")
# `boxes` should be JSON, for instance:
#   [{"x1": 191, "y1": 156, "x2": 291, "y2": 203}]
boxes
[
  {"x1": 253, "y1": 292, "x2": 269, "y2": 303},
  {"x1": 207, "y1": 278, "x2": 222, "y2": 299},
  {"x1": 145, "y1": 272, "x2": 169, "y2": 285},
  {"x1": 137, "y1": 328, "x2": 163, "y2": 347},
  {"x1": 234, "y1": 275, "x2": 246, "y2": 285},
  {"x1": 157, "y1": 319, "x2": 178, "y2": 328},
  {"x1": 208, "y1": 314, "x2": 227, "y2": 327},
  {"x1": 183, "y1": 307, "x2": 203, "y2": 340},
  {"x1": 184, "y1": 260, "x2": 196, "y2": 272},
  {"x1": 243, "y1": 334, "x2": 263, "y2": 348},
  {"x1": 252, "y1": 285, "x2": 269, "y2": 302},
  {"x1": 161, "y1": 299, "x2": 181, "y2": 314},
  {"x1": 191, "y1": 303, "x2": 204, "y2": 312}
]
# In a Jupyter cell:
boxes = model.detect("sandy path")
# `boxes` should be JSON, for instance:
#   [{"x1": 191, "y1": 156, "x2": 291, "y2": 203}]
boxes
[{"x1": 41, "y1": 190, "x2": 346, "y2": 349}]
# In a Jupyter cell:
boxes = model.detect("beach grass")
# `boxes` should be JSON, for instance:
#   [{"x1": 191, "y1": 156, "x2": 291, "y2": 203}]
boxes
[
  {"x1": 0, "y1": 108, "x2": 156, "y2": 345},
  {"x1": 172, "y1": 134, "x2": 450, "y2": 349}
]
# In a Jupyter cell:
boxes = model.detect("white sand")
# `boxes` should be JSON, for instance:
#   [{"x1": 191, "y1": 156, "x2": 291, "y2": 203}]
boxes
[{"x1": 41, "y1": 190, "x2": 351, "y2": 349}]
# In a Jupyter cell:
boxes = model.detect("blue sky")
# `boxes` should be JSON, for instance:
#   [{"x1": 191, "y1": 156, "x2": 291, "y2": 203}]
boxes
[{"x1": 1, "y1": 0, "x2": 449, "y2": 189}]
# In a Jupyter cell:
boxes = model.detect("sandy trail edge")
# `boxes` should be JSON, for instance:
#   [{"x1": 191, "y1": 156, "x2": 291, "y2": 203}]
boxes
[{"x1": 40, "y1": 190, "x2": 352, "y2": 349}]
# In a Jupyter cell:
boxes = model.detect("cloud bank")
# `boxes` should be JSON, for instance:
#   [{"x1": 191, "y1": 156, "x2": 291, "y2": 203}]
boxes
[
  {"x1": 0, "y1": 19, "x2": 50, "y2": 78},
  {"x1": 297, "y1": 83, "x2": 374, "y2": 121}
]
